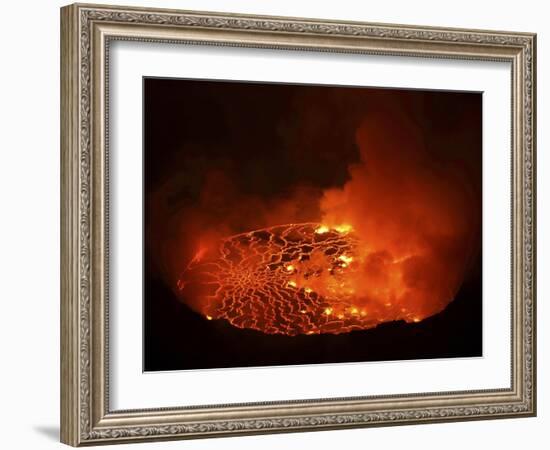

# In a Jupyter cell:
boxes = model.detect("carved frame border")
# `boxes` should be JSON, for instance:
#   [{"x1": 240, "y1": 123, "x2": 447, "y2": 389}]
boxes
[{"x1": 60, "y1": 3, "x2": 536, "y2": 446}]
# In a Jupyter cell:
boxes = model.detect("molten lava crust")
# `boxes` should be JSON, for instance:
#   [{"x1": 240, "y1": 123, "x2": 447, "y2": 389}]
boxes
[{"x1": 178, "y1": 223, "x2": 435, "y2": 336}]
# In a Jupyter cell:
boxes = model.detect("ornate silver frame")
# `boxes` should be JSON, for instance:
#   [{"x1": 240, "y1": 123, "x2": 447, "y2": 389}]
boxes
[{"x1": 60, "y1": 3, "x2": 536, "y2": 446}]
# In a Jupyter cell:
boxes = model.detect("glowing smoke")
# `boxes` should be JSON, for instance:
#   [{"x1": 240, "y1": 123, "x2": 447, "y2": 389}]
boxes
[{"x1": 318, "y1": 111, "x2": 480, "y2": 319}]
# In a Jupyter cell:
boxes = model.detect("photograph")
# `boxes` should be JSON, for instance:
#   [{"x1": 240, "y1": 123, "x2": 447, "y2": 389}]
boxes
[{"x1": 143, "y1": 78, "x2": 483, "y2": 371}]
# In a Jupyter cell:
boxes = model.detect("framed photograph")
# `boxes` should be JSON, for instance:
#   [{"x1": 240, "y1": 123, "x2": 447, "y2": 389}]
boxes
[{"x1": 60, "y1": 3, "x2": 537, "y2": 446}]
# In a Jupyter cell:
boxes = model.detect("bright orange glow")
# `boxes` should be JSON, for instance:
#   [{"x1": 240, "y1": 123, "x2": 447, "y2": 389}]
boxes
[{"x1": 190, "y1": 245, "x2": 209, "y2": 265}]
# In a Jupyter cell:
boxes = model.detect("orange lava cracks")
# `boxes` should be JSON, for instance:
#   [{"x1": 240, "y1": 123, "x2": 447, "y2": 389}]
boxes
[{"x1": 178, "y1": 222, "x2": 441, "y2": 336}]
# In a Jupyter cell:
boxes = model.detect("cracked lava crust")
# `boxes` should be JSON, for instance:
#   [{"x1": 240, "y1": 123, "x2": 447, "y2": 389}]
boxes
[{"x1": 177, "y1": 223, "x2": 432, "y2": 336}]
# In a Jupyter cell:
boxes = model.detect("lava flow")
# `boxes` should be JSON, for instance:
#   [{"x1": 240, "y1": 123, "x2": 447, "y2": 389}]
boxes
[{"x1": 177, "y1": 222, "x2": 440, "y2": 336}]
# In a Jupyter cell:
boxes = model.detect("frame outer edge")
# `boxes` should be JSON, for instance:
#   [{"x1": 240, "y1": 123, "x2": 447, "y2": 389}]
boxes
[
  {"x1": 527, "y1": 33, "x2": 536, "y2": 416},
  {"x1": 61, "y1": 2, "x2": 537, "y2": 445},
  {"x1": 61, "y1": 4, "x2": 81, "y2": 447},
  {"x1": 533, "y1": 33, "x2": 537, "y2": 417}
]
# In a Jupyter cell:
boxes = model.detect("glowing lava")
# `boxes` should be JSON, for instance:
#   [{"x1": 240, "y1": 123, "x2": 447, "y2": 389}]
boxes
[{"x1": 178, "y1": 222, "x2": 441, "y2": 336}]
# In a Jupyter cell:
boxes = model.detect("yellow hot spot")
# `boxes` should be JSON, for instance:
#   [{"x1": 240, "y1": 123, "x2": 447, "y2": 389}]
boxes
[
  {"x1": 338, "y1": 255, "x2": 353, "y2": 264},
  {"x1": 304, "y1": 287, "x2": 313, "y2": 294},
  {"x1": 287, "y1": 280, "x2": 297, "y2": 288},
  {"x1": 300, "y1": 310, "x2": 307, "y2": 314},
  {"x1": 206, "y1": 315, "x2": 213, "y2": 321},
  {"x1": 360, "y1": 310, "x2": 367, "y2": 317},
  {"x1": 337, "y1": 314, "x2": 344, "y2": 320},
  {"x1": 324, "y1": 307, "x2": 333, "y2": 316},
  {"x1": 413, "y1": 317, "x2": 421, "y2": 323},
  {"x1": 333, "y1": 224, "x2": 353, "y2": 234},
  {"x1": 307, "y1": 331, "x2": 315, "y2": 335},
  {"x1": 285, "y1": 264, "x2": 295, "y2": 272},
  {"x1": 350, "y1": 307, "x2": 358, "y2": 314},
  {"x1": 315, "y1": 225, "x2": 330, "y2": 234}
]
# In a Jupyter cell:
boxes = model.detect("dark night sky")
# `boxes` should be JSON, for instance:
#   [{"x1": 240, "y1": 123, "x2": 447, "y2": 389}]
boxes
[
  {"x1": 143, "y1": 77, "x2": 482, "y2": 371},
  {"x1": 145, "y1": 78, "x2": 481, "y2": 204}
]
